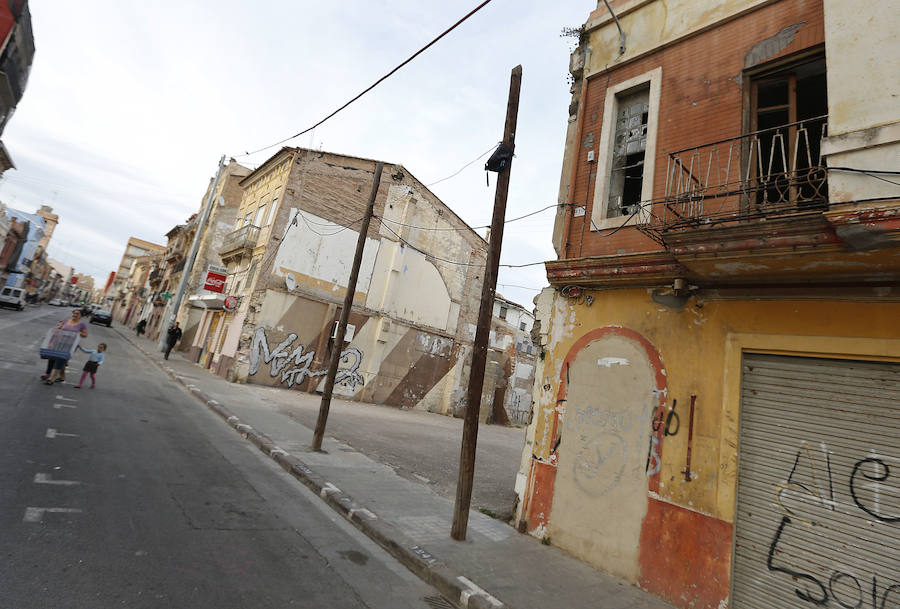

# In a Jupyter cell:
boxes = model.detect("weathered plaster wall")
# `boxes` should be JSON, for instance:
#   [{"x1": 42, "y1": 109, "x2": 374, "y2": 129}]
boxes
[
  {"x1": 519, "y1": 286, "x2": 900, "y2": 609},
  {"x1": 273, "y1": 207, "x2": 380, "y2": 301},
  {"x1": 366, "y1": 239, "x2": 452, "y2": 331},
  {"x1": 821, "y1": 0, "x2": 900, "y2": 206},
  {"x1": 822, "y1": 0, "x2": 899, "y2": 136}
]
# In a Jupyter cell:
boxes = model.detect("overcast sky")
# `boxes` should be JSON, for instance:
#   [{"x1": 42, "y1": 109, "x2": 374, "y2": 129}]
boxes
[{"x1": 0, "y1": 1, "x2": 590, "y2": 308}]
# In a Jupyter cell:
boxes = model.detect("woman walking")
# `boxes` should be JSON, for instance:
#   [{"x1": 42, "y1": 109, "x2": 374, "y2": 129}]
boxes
[{"x1": 42, "y1": 309, "x2": 89, "y2": 385}]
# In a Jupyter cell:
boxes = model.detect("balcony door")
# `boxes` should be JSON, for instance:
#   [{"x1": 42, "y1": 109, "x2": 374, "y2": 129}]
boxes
[{"x1": 748, "y1": 56, "x2": 827, "y2": 209}]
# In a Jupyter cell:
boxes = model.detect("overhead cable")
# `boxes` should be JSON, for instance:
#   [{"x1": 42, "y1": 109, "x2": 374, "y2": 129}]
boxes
[{"x1": 237, "y1": 0, "x2": 494, "y2": 158}]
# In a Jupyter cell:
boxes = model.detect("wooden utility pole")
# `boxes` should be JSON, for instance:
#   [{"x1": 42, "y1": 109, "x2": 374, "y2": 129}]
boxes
[
  {"x1": 451, "y1": 65, "x2": 522, "y2": 540},
  {"x1": 312, "y1": 161, "x2": 384, "y2": 452}
]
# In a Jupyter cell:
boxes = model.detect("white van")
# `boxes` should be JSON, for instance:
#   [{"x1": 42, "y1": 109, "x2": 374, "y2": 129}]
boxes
[{"x1": 0, "y1": 286, "x2": 26, "y2": 310}]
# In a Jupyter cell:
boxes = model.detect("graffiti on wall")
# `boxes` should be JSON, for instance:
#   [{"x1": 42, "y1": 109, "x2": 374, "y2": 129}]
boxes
[
  {"x1": 766, "y1": 444, "x2": 900, "y2": 608},
  {"x1": 566, "y1": 400, "x2": 662, "y2": 496},
  {"x1": 248, "y1": 327, "x2": 364, "y2": 389}
]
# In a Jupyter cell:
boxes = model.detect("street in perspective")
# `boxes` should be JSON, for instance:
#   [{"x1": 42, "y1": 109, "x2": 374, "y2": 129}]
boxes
[{"x1": 1, "y1": 1, "x2": 899, "y2": 609}]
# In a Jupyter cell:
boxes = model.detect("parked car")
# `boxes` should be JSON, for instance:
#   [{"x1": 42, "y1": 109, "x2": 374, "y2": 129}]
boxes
[
  {"x1": 0, "y1": 286, "x2": 26, "y2": 310},
  {"x1": 90, "y1": 310, "x2": 113, "y2": 327},
  {"x1": 48, "y1": 298, "x2": 64, "y2": 306}
]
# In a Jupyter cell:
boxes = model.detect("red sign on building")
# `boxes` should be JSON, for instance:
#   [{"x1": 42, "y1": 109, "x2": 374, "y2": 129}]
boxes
[{"x1": 203, "y1": 270, "x2": 227, "y2": 293}]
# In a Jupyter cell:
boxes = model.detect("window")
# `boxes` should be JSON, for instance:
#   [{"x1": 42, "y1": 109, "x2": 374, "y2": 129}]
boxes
[
  {"x1": 519, "y1": 321, "x2": 527, "y2": 331},
  {"x1": 242, "y1": 213, "x2": 252, "y2": 227},
  {"x1": 591, "y1": 67, "x2": 661, "y2": 230},
  {"x1": 245, "y1": 259, "x2": 258, "y2": 287},
  {"x1": 267, "y1": 196, "x2": 279, "y2": 225},
  {"x1": 499, "y1": 305, "x2": 508, "y2": 320},
  {"x1": 253, "y1": 204, "x2": 267, "y2": 227}
]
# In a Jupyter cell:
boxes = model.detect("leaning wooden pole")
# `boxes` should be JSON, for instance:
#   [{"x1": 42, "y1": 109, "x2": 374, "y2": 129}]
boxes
[
  {"x1": 312, "y1": 161, "x2": 384, "y2": 452},
  {"x1": 451, "y1": 65, "x2": 522, "y2": 540}
]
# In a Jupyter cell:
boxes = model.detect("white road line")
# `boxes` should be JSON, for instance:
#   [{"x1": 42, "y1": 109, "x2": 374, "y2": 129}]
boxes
[
  {"x1": 23, "y1": 507, "x2": 82, "y2": 523},
  {"x1": 53, "y1": 403, "x2": 77, "y2": 410},
  {"x1": 34, "y1": 473, "x2": 81, "y2": 486},
  {"x1": 45, "y1": 428, "x2": 79, "y2": 438},
  {"x1": 56, "y1": 395, "x2": 77, "y2": 402}
]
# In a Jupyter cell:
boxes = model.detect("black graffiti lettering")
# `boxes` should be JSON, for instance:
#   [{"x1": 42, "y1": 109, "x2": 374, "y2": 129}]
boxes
[
  {"x1": 664, "y1": 399, "x2": 680, "y2": 437},
  {"x1": 850, "y1": 458, "x2": 900, "y2": 523},
  {"x1": 767, "y1": 516, "x2": 828, "y2": 605},
  {"x1": 882, "y1": 584, "x2": 900, "y2": 609},
  {"x1": 829, "y1": 572, "x2": 863, "y2": 609}
]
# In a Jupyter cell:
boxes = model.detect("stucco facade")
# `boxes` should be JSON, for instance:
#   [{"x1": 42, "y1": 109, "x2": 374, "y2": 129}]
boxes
[
  {"x1": 204, "y1": 148, "x2": 497, "y2": 417},
  {"x1": 517, "y1": 2, "x2": 900, "y2": 609}
]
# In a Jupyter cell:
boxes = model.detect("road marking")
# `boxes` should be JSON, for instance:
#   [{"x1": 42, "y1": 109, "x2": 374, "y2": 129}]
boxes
[
  {"x1": 45, "y1": 428, "x2": 79, "y2": 438},
  {"x1": 53, "y1": 403, "x2": 77, "y2": 410},
  {"x1": 23, "y1": 507, "x2": 82, "y2": 523},
  {"x1": 34, "y1": 473, "x2": 81, "y2": 486},
  {"x1": 56, "y1": 395, "x2": 77, "y2": 402}
]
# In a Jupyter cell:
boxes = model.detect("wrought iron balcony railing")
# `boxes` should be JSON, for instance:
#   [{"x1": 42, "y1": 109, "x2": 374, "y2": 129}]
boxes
[{"x1": 659, "y1": 115, "x2": 828, "y2": 231}]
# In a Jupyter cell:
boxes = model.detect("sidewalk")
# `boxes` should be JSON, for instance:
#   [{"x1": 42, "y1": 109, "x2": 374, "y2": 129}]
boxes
[{"x1": 121, "y1": 330, "x2": 675, "y2": 609}]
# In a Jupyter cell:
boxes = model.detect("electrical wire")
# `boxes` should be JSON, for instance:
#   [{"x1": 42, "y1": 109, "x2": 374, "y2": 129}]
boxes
[
  {"x1": 426, "y1": 142, "x2": 499, "y2": 187},
  {"x1": 236, "y1": 0, "x2": 494, "y2": 158},
  {"x1": 379, "y1": 203, "x2": 567, "y2": 233},
  {"x1": 376, "y1": 216, "x2": 484, "y2": 266},
  {"x1": 828, "y1": 167, "x2": 900, "y2": 188}
]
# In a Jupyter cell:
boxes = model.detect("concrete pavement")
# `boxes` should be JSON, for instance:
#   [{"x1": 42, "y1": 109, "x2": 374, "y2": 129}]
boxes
[{"x1": 122, "y1": 328, "x2": 676, "y2": 609}]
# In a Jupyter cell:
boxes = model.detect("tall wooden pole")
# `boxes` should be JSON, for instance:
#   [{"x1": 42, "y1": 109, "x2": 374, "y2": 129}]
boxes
[
  {"x1": 312, "y1": 161, "x2": 384, "y2": 452},
  {"x1": 451, "y1": 65, "x2": 521, "y2": 540}
]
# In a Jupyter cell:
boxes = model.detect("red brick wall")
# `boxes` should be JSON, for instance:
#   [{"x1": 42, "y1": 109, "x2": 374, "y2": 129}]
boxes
[{"x1": 564, "y1": 0, "x2": 825, "y2": 259}]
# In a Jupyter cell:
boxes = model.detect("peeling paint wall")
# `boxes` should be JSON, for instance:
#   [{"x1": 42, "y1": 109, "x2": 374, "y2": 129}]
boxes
[
  {"x1": 822, "y1": 0, "x2": 900, "y2": 205},
  {"x1": 517, "y1": 287, "x2": 900, "y2": 609}
]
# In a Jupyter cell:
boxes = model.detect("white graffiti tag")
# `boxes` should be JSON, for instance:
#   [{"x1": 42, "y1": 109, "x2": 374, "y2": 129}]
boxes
[{"x1": 249, "y1": 327, "x2": 364, "y2": 389}]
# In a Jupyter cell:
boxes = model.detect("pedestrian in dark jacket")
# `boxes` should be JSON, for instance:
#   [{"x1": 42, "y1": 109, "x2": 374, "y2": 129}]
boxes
[{"x1": 164, "y1": 322, "x2": 182, "y2": 360}]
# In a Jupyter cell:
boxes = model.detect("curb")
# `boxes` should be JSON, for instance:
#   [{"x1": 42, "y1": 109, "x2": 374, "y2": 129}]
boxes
[{"x1": 116, "y1": 328, "x2": 507, "y2": 609}]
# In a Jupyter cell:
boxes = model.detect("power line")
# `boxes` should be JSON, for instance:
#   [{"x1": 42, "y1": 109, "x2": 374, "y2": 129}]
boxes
[
  {"x1": 426, "y1": 142, "x2": 499, "y2": 187},
  {"x1": 376, "y1": 216, "x2": 484, "y2": 266},
  {"x1": 236, "y1": 0, "x2": 494, "y2": 158},
  {"x1": 379, "y1": 203, "x2": 566, "y2": 233}
]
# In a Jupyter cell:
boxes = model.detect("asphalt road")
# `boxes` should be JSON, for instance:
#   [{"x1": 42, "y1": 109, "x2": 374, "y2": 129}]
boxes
[{"x1": 0, "y1": 306, "x2": 443, "y2": 609}]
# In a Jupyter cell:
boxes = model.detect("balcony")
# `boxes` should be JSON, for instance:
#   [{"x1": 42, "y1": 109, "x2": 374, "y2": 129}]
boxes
[
  {"x1": 219, "y1": 225, "x2": 259, "y2": 262},
  {"x1": 653, "y1": 115, "x2": 828, "y2": 235},
  {"x1": 548, "y1": 114, "x2": 900, "y2": 289}
]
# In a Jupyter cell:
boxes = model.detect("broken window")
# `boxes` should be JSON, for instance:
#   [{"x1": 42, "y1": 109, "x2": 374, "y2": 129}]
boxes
[
  {"x1": 591, "y1": 67, "x2": 660, "y2": 230},
  {"x1": 499, "y1": 305, "x2": 508, "y2": 320},
  {"x1": 608, "y1": 87, "x2": 650, "y2": 219}
]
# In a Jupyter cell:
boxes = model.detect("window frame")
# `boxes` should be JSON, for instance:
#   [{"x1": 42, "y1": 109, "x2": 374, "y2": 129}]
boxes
[
  {"x1": 253, "y1": 204, "x2": 267, "y2": 228},
  {"x1": 590, "y1": 67, "x2": 662, "y2": 231}
]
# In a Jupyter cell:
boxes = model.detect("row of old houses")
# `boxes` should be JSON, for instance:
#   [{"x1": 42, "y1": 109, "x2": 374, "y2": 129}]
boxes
[
  {"x1": 106, "y1": 151, "x2": 537, "y2": 423},
  {"x1": 0, "y1": 202, "x2": 77, "y2": 300}
]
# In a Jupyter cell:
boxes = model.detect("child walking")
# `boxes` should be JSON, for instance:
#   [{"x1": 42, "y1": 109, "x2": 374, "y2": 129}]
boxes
[{"x1": 75, "y1": 343, "x2": 106, "y2": 389}]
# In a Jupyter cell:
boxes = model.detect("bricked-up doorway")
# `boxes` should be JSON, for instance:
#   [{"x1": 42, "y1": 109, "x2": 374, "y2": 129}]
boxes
[{"x1": 747, "y1": 55, "x2": 827, "y2": 209}]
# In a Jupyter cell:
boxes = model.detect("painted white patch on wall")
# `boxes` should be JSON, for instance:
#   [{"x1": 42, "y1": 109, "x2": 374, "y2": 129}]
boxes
[
  {"x1": 598, "y1": 357, "x2": 630, "y2": 367},
  {"x1": 274, "y1": 208, "x2": 379, "y2": 293}
]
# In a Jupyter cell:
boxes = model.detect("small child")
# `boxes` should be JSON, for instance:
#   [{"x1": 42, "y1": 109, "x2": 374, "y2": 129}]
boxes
[{"x1": 75, "y1": 343, "x2": 106, "y2": 389}]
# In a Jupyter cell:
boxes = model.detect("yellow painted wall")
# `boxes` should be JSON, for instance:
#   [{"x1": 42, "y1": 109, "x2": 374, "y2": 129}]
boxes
[{"x1": 527, "y1": 288, "x2": 900, "y2": 530}]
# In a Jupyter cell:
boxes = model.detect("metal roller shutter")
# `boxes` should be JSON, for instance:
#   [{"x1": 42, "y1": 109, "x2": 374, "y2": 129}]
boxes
[{"x1": 732, "y1": 354, "x2": 900, "y2": 609}]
